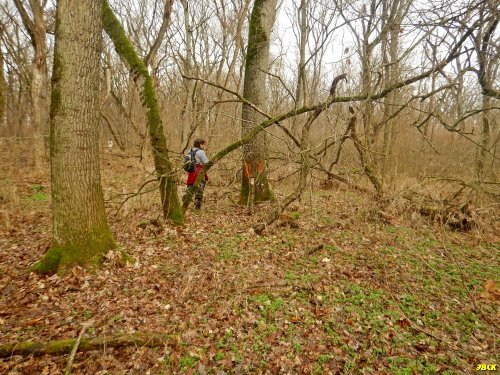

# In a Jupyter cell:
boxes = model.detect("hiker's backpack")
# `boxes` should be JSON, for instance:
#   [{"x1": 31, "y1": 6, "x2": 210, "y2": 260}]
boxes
[{"x1": 183, "y1": 149, "x2": 198, "y2": 172}]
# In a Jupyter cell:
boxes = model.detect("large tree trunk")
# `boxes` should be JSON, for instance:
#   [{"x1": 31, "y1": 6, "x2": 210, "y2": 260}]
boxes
[
  {"x1": 102, "y1": 0, "x2": 184, "y2": 225},
  {"x1": 32, "y1": 0, "x2": 116, "y2": 275},
  {"x1": 239, "y1": 0, "x2": 277, "y2": 205}
]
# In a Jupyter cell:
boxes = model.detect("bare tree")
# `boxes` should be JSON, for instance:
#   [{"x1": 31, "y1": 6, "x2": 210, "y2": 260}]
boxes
[
  {"x1": 470, "y1": 2, "x2": 499, "y2": 181},
  {"x1": 0, "y1": 30, "x2": 5, "y2": 127},
  {"x1": 179, "y1": 0, "x2": 195, "y2": 148},
  {"x1": 13, "y1": 0, "x2": 49, "y2": 142},
  {"x1": 379, "y1": 0, "x2": 411, "y2": 188},
  {"x1": 295, "y1": 0, "x2": 307, "y2": 110},
  {"x1": 0, "y1": 3, "x2": 36, "y2": 136}
]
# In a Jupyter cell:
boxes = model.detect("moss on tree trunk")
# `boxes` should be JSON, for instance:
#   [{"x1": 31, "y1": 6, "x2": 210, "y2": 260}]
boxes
[
  {"x1": 239, "y1": 0, "x2": 277, "y2": 205},
  {"x1": 36, "y1": 0, "x2": 117, "y2": 275},
  {"x1": 31, "y1": 229, "x2": 116, "y2": 275},
  {"x1": 239, "y1": 160, "x2": 274, "y2": 205},
  {"x1": 102, "y1": 0, "x2": 183, "y2": 225}
]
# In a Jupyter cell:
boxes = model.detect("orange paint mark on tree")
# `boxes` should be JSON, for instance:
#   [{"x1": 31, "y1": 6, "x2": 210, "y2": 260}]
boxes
[
  {"x1": 257, "y1": 161, "x2": 263, "y2": 173},
  {"x1": 244, "y1": 161, "x2": 252, "y2": 178}
]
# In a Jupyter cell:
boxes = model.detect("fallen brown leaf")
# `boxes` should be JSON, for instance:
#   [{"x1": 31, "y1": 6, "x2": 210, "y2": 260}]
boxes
[{"x1": 480, "y1": 280, "x2": 500, "y2": 301}]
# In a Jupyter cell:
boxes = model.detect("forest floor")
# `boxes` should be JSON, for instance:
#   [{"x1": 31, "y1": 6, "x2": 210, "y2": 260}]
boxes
[{"x1": 0, "y1": 150, "x2": 499, "y2": 374}]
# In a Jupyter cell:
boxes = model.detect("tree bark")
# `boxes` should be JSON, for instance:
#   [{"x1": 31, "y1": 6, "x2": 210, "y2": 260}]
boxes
[
  {"x1": 295, "y1": 0, "x2": 308, "y2": 110},
  {"x1": 102, "y1": 0, "x2": 184, "y2": 225},
  {"x1": 180, "y1": 0, "x2": 195, "y2": 149},
  {"x1": 475, "y1": 95, "x2": 493, "y2": 181},
  {"x1": 13, "y1": 0, "x2": 50, "y2": 141},
  {"x1": 240, "y1": 0, "x2": 278, "y2": 205},
  {"x1": 0, "y1": 40, "x2": 5, "y2": 126},
  {"x1": 380, "y1": 0, "x2": 405, "y2": 189},
  {"x1": 144, "y1": 0, "x2": 174, "y2": 68},
  {"x1": 473, "y1": 11, "x2": 498, "y2": 181},
  {"x1": 290, "y1": 0, "x2": 308, "y2": 137},
  {"x1": 32, "y1": 0, "x2": 116, "y2": 275}
]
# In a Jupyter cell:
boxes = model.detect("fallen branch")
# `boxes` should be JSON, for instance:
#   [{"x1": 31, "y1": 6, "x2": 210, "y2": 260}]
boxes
[
  {"x1": 307, "y1": 244, "x2": 324, "y2": 255},
  {"x1": 0, "y1": 332, "x2": 170, "y2": 358},
  {"x1": 65, "y1": 321, "x2": 93, "y2": 375},
  {"x1": 264, "y1": 74, "x2": 347, "y2": 228}
]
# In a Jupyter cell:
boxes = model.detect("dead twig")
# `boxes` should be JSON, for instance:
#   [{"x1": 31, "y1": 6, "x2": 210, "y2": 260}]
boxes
[
  {"x1": 307, "y1": 244, "x2": 324, "y2": 255},
  {"x1": 65, "y1": 320, "x2": 93, "y2": 375}
]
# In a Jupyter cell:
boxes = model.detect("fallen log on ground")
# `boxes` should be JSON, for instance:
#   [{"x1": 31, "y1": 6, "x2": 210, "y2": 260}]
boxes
[{"x1": 0, "y1": 332, "x2": 169, "y2": 358}]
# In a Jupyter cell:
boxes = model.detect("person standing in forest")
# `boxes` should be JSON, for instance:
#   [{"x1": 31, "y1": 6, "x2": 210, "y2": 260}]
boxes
[{"x1": 184, "y1": 138, "x2": 209, "y2": 209}]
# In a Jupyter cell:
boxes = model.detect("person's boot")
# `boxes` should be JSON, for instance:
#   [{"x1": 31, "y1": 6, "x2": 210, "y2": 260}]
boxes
[{"x1": 194, "y1": 196, "x2": 201, "y2": 209}]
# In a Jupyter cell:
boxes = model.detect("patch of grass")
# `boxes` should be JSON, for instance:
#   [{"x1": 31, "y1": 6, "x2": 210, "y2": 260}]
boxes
[
  {"x1": 29, "y1": 184, "x2": 48, "y2": 202},
  {"x1": 387, "y1": 356, "x2": 439, "y2": 375},
  {"x1": 179, "y1": 354, "x2": 198, "y2": 369},
  {"x1": 253, "y1": 294, "x2": 285, "y2": 313},
  {"x1": 396, "y1": 293, "x2": 422, "y2": 318},
  {"x1": 342, "y1": 357, "x2": 357, "y2": 374},
  {"x1": 231, "y1": 343, "x2": 242, "y2": 364},
  {"x1": 324, "y1": 244, "x2": 339, "y2": 253},
  {"x1": 216, "y1": 338, "x2": 225, "y2": 349},
  {"x1": 315, "y1": 353, "x2": 332, "y2": 373},
  {"x1": 284, "y1": 271, "x2": 298, "y2": 282},
  {"x1": 216, "y1": 234, "x2": 243, "y2": 261},
  {"x1": 270, "y1": 297, "x2": 284, "y2": 312},
  {"x1": 317, "y1": 354, "x2": 332, "y2": 365},
  {"x1": 300, "y1": 273, "x2": 320, "y2": 284},
  {"x1": 107, "y1": 314, "x2": 123, "y2": 325},
  {"x1": 372, "y1": 347, "x2": 385, "y2": 357},
  {"x1": 160, "y1": 354, "x2": 173, "y2": 373},
  {"x1": 423, "y1": 310, "x2": 440, "y2": 326},
  {"x1": 214, "y1": 351, "x2": 224, "y2": 361},
  {"x1": 323, "y1": 321, "x2": 341, "y2": 345},
  {"x1": 252, "y1": 336, "x2": 271, "y2": 356},
  {"x1": 215, "y1": 328, "x2": 235, "y2": 354}
]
